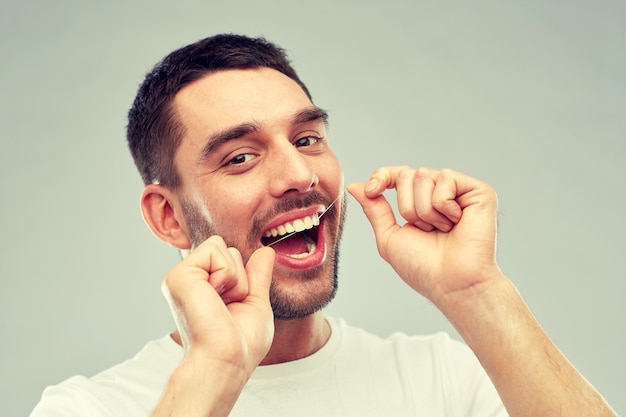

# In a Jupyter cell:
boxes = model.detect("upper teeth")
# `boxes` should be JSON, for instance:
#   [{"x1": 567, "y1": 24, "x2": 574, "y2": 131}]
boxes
[{"x1": 264, "y1": 214, "x2": 320, "y2": 238}]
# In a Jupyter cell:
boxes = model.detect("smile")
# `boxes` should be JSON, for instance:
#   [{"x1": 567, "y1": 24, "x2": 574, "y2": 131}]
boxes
[
  {"x1": 263, "y1": 213, "x2": 320, "y2": 239},
  {"x1": 261, "y1": 212, "x2": 323, "y2": 261}
]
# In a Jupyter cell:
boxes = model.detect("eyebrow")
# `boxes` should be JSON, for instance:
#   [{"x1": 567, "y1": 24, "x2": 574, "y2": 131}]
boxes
[
  {"x1": 199, "y1": 123, "x2": 259, "y2": 161},
  {"x1": 292, "y1": 107, "x2": 329, "y2": 125},
  {"x1": 198, "y1": 106, "x2": 329, "y2": 161}
]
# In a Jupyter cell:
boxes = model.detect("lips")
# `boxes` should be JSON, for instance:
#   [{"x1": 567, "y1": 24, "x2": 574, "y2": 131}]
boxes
[{"x1": 260, "y1": 209, "x2": 326, "y2": 268}]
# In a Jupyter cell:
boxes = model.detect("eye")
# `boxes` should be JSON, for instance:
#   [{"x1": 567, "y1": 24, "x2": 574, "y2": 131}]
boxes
[
  {"x1": 228, "y1": 153, "x2": 255, "y2": 165},
  {"x1": 294, "y1": 136, "x2": 321, "y2": 148}
]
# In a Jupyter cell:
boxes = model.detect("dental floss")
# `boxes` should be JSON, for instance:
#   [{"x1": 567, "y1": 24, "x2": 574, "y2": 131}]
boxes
[{"x1": 266, "y1": 188, "x2": 348, "y2": 248}]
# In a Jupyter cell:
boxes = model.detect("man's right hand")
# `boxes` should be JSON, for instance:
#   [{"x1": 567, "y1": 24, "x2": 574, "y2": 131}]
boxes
[{"x1": 153, "y1": 236, "x2": 275, "y2": 417}]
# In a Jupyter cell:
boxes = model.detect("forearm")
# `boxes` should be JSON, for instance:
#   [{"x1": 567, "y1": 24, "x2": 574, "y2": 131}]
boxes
[
  {"x1": 151, "y1": 351, "x2": 249, "y2": 417},
  {"x1": 438, "y1": 272, "x2": 617, "y2": 417}
]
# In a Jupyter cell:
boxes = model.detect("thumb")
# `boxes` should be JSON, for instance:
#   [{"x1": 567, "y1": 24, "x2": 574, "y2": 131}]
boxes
[
  {"x1": 347, "y1": 182, "x2": 399, "y2": 243},
  {"x1": 245, "y1": 247, "x2": 275, "y2": 300}
]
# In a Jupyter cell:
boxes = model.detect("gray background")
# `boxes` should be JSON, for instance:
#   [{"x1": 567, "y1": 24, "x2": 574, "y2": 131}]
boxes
[{"x1": 1, "y1": 1, "x2": 624, "y2": 415}]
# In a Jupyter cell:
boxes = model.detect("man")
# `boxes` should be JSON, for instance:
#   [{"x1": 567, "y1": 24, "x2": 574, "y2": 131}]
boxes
[{"x1": 31, "y1": 34, "x2": 617, "y2": 417}]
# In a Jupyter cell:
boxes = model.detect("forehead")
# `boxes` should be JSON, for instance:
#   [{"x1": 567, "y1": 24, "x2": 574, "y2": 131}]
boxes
[{"x1": 173, "y1": 67, "x2": 314, "y2": 134}]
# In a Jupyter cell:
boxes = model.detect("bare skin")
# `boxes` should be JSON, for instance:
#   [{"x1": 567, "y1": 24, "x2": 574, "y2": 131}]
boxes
[
  {"x1": 348, "y1": 166, "x2": 618, "y2": 417},
  {"x1": 143, "y1": 68, "x2": 342, "y2": 416},
  {"x1": 154, "y1": 239, "x2": 275, "y2": 417},
  {"x1": 144, "y1": 69, "x2": 617, "y2": 417}
]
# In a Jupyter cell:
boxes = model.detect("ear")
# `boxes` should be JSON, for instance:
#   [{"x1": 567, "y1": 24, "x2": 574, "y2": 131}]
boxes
[{"x1": 140, "y1": 184, "x2": 191, "y2": 250}]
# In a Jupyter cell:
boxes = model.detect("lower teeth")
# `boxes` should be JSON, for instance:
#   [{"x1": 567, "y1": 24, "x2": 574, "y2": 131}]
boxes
[{"x1": 289, "y1": 234, "x2": 316, "y2": 259}]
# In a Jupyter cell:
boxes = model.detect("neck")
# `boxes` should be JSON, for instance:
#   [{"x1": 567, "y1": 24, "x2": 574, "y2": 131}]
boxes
[{"x1": 261, "y1": 312, "x2": 330, "y2": 365}]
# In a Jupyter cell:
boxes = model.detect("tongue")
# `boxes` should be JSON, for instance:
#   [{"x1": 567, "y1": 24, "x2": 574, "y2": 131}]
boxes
[{"x1": 270, "y1": 233, "x2": 308, "y2": 255}]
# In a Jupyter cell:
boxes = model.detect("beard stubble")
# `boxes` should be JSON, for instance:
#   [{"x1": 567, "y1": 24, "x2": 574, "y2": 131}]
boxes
[{"x1": 180, "y1": 191, "x2": 346, "y2": 320}]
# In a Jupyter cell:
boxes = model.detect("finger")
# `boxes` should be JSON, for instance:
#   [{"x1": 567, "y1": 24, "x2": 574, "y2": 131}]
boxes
[
  {"x1": 237, "y1": 247, "x2": 276, "y2": 360},
  {"x1": 395, "y1": 166, "x2": 420, "y2": 225},
  {"x1": 431, "y1": 169, "x2": 463, "y2": 224},
  {"x1": 161, "y1": 239, "x2": 238, "y2": 349},
  {"x1": 185, "y1": 235, "x2": 230, "y2": 274},
  {"x1": 440, "y1": 169, "x2": 498, "y2": 214},
  {"x1": 163, "y1": 236, "x2": 228, "y2": 300},
  {"x1": 413, "y1": 168, "x2": 455, "y2": 232},
  {"x1": 346, "y1": 182, "x2": 398, "y2": 255},
  {"x1": 244, "y1": 247, "x2": 275, "y2": 302},
  {"x1": 362, "y1": 166, "x2": 441, "y2": 232},
  {"x1": 185, "y1": 236, "x2": 245, "y2": 300},
  {"x1": 218, "y1": 248, "x2": 249, "y2": 304},
  {"x1": 363, "y1": 166, "x2": 409, "y2": 197}
]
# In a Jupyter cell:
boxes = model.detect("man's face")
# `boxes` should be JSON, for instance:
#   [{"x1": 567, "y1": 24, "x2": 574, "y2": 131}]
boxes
[{"x1": 171, "y1": 67, "x2": 345, "y2": 319}]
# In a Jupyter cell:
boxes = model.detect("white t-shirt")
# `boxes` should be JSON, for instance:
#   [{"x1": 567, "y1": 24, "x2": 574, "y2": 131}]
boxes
[{"x1": 31, "y1": 317, "x2": 507, "y2": 417}]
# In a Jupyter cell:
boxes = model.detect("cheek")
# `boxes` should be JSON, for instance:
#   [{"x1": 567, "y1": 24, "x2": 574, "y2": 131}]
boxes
[
  {"x1": 320, "y1": 157, "x2": 344, "y2": 194},
  {"x1": 207, "y1": 185, "x2": 263, "y2": 232}
]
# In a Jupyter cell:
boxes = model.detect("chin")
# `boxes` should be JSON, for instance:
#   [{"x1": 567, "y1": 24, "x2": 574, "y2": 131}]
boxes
[{"x1": 269, "y1": 260, "x2": 339, "y2": 320}]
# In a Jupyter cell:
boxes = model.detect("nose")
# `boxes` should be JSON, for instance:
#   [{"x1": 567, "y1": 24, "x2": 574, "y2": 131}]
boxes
[{"x1": 267, "y1": 142, "x2": 318, "y2": 197}]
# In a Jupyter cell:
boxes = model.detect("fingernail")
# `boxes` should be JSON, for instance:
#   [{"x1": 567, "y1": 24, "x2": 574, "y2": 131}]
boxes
[{"x1": 365, "y1": 178, "x2": 378, "y2": 193}]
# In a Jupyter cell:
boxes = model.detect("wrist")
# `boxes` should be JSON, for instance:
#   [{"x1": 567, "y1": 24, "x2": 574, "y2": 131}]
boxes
[
  {"x1": 182, "y1": 346, "x2": 252, "y2": 388},
  {"x1": 434, "y1": 269, "x2": 520, "y2": 344},
  {"x1": 152, "y1": 351, "x2": 251, "y2": 417}
]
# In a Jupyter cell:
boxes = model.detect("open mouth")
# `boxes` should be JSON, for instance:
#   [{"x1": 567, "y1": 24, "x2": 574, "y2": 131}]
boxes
[{"x1": 261, "y1": 213, "x2": 321, "y2": 258}]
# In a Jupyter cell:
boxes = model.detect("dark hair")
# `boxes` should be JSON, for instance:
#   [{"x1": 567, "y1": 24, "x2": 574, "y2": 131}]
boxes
[{"x1": 127, "y1": 34, "x2": 311, "y2": 189}]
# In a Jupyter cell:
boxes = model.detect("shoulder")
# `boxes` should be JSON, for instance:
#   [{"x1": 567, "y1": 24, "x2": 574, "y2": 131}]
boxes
[
  {"x1": 328, "y1": 317, "x2": 506, "y2": 415},
  {"x1": 30, "y1": 335, "x2": 182, "y2": 417}
]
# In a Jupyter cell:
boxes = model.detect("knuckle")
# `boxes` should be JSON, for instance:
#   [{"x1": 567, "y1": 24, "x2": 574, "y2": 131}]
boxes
[
  {"x1": 399, "y1": 205, "x2": 418, "y2": 221},
  {"x1": 414, "y1": 166, "x2": 435, "y2": 180},
  {"x1": 438, "y1": 167, "x2": 455, "y2": 177},
  {"x1": 219, "y1": 265, "x2": 238, "y2": 281},
  {"x1": 431, "y1": 197, "x2": 450, "y2": 210},
  {"x1": 414, "y1": 203, "x2": 433, "y2": 217},
  {"x1": 369, "y1": 167, "x2": 388, "y2": 179},
  {"x1": 397, "y1": 165, "x2": 413, "y2": 178},
  {"x1": 415, "y1": 166, "x2": 429, "y2": 176},
  {"x1": 227, "y1": 247, "x2": 243, "y2": 262},
  {"x1": 207, "y1": 235, "x2": 225, "y2": 246},
  {"x1": 398, "y1": 200, "x2": 413, "y2": 215}
]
